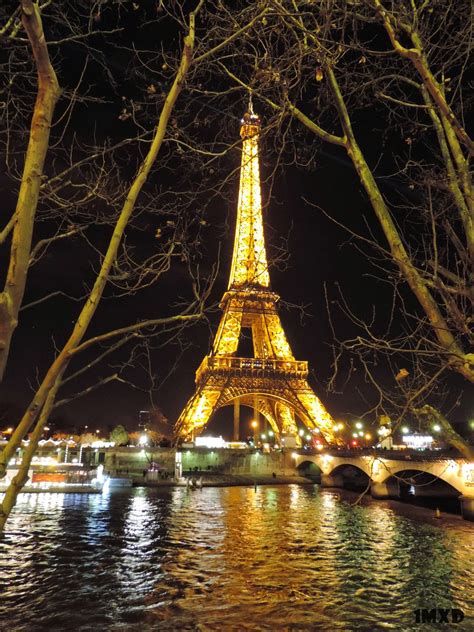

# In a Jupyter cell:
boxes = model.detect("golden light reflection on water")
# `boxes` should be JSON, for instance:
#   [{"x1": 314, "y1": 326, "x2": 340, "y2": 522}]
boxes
[{"x1": 1, "y1": 487, "x2": 473, "y2": 630}]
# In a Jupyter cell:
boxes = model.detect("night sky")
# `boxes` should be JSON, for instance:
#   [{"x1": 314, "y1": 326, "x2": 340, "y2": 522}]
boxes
[
  {"x1": 0, "y1": 133, "x2": 380, "y2": 435},
  {"x1": 0, "y1": 142, "x2": 371, "y2": 432},
  {"x1": 0, "y1": 1, "x2": 470, "y2": 438}
]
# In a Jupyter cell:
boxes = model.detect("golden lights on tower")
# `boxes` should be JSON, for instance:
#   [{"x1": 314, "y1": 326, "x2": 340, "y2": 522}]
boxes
[
  {"x1": 174, "y1": 103, "x2": 340, "y2": 446},
  {"x1": 229, "y1": 110, "x2": 270, "y2": 289}
]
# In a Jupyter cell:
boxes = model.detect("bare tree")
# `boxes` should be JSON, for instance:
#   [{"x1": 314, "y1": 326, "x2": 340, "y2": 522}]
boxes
[
  {"x1": 0, "y1": 0, "x2": 267, "y2": 530},
  {"x1": 1, "y1": 0, "x2": 471, "y2": 531},
  {"x1": 198, "y1": 0, "x2": 472, "y2": 455}
]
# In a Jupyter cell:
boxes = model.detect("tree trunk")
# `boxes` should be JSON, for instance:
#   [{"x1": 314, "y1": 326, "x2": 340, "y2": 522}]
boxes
[
  {"x1": 0, "y1": 377, "x2": 61, "y2": 531},
  {"x1": 0, "y1": 1, "x2": 60, "y2": 381},
  {"x1": 325, "y1": 65, "x2": 474, "y2": 384},
  {"x1": 0, "y1": 4, "x2": 200, "y2": 531}
]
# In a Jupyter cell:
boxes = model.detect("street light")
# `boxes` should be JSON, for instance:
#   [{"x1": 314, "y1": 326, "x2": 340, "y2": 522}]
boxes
[
  {"x1": 355, "y1": 422, "x2": 363, "y2": 430},
  {"x1": 138, "y1": 434, "x2": 149, "y2": 446},
  {"x1": 250, "y1": 420, "x2": 258, "y2": 445},
  {"x1": 432, "y1": 424, "x2": 441, "y2": 432}
]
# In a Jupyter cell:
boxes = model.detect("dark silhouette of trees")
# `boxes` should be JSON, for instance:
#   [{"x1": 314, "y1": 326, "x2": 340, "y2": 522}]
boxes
[{"x1": 0, "y1": 0, "x2": 264, "y2": 530}]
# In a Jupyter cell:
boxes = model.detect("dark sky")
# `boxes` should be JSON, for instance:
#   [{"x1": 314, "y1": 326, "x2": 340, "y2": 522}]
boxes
[
  {"x1": 1, "y1": 129, "x2": 427, "y2": 439},
  {"x1": 0, "y1": 2, "x2": 470, "y2": 439},
  {"x1": 0, "y1": 132, "x2": 377, "y2": 434}
]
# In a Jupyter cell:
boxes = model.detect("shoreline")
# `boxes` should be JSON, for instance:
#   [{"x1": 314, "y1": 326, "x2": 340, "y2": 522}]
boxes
[
  {"x1": 1, "y1": 475, "x2": 317, "y2": 495},
  {"x1": 135, "y1": 474, "x2": 315, "y2": 488},
  {"x1": 4, "y1": 478, "x2": 470, "y2": 522}
]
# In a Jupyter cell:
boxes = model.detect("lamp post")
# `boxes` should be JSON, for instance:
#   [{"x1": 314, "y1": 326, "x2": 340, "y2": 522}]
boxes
[
  {"x1": 251, "y1": 420, "x2": 258, "y2": 446},
  {"x1": 268, "y1": 429, "x2": 275, "y2": 447}
]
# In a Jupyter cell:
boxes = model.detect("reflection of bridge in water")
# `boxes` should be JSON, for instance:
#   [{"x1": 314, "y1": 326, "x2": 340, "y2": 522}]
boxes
[{"x1": 293, "y1": 449, "x2": 474, "y2": 521}]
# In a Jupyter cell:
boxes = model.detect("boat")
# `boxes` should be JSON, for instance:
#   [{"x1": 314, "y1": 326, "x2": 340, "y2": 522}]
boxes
[{"x1": 0, "y1": 464, "x2": 108, "y2": 494}]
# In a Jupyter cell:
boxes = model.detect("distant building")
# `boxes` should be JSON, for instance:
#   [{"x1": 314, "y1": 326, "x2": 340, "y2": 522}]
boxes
[{"x1": 402, "y1": 434, "x2": 434, "y2": 450}]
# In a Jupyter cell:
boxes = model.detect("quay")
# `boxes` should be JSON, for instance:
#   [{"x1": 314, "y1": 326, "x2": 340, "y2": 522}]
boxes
[{"x1": 3, "y1": 443, "x2": 473, "y2": 521}]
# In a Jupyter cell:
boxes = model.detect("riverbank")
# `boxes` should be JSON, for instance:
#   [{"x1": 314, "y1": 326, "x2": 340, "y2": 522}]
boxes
[
  {"x1": 134, "y1": 474, "x2": 314, "y2": 488},
  {"x1": 0, "y1": 485, "x2": 102, "y2": 494}
]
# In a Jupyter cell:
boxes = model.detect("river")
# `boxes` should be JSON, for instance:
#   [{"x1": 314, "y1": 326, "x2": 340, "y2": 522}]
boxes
[{"x1": 0, "y1": 485, "x2": 473, "y2": 631}]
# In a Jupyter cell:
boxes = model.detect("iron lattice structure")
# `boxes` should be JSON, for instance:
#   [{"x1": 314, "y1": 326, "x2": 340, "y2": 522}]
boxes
[{"x1": 175, "y1": 109, "x2": 339, "y2": 446}]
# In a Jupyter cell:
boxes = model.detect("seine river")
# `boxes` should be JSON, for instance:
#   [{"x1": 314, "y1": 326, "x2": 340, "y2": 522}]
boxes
[{"x1": 0, "y1": 485, "x2": 473, "y2": 631}]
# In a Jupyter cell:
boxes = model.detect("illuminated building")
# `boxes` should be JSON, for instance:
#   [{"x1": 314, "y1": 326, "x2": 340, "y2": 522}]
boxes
[{"x1": 175, "y1": 104, "x2": 339, "y2": 447}]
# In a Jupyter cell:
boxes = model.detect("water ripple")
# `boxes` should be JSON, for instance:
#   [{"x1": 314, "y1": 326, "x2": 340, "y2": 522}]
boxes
[{"x1": 0, "y1": 486, "x2": 473, "y2": 630}]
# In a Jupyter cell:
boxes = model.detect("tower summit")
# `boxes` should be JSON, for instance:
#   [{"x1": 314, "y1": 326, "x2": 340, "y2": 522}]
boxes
[
  {"x1": 175, "y1": 106, "x2": 339, "y2": 446},
  {"x1": 228, "y1": 106, "x2": 269, "y2": 289}
]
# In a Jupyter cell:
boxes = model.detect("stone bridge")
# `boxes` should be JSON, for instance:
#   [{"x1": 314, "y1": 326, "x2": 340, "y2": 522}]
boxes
[{"x1": 293, "y1": 450, "x2": 474, "y2": 521}]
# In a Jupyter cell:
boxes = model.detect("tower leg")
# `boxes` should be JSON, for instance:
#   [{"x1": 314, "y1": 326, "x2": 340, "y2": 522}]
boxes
[
  {"x1": 233, "y1": 398, "x2": 240, "y2": 441},
  {"x1": 276, "y1": 402, "x2": 299, "y2": 446}
]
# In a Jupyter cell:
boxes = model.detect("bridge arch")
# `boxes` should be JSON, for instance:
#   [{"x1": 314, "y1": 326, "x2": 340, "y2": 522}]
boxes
[
  {"x1": 296, "y1": 460, "x2": 322, "y2": 482},
  {"x1": 293, "y1": 454, "x2": 469, "y2": 496},
  {"x1": 377, "y1": 465, "x2": 463, "y2": 498},
  {"x1": 292, "y1": 453, "x2": 474, "y2": 520},
  {"x1": 326, "y1": 463, "x2": 371, "y2": 491}
]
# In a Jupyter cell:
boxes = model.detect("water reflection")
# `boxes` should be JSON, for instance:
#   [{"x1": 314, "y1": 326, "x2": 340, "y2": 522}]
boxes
[{"x1": 0, "y1": 486, "x2": 473, "y2": 630}]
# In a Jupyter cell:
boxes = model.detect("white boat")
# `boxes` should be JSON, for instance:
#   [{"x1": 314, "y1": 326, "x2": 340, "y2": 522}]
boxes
[{"x1": 0, "y1": 464, "x2": 108, "y2": 494}]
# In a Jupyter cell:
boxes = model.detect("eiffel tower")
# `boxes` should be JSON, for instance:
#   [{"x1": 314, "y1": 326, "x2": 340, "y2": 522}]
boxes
[{"x1": 175, "y1": 104, "x2": 339, "y2": 447}]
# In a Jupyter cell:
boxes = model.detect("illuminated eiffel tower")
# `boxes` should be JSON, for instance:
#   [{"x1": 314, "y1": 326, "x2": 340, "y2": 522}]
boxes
[{"x1": 175, "y1": 104, "x2": 338, "y2": 447}]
